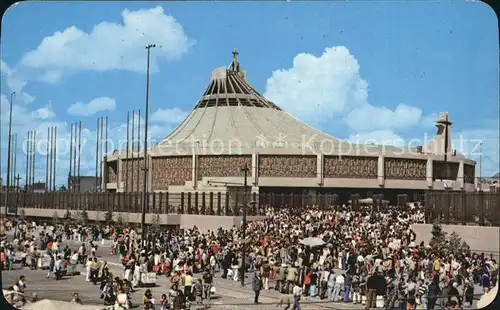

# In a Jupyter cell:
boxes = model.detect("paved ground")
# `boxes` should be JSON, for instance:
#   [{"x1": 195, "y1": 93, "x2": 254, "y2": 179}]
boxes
[{"x1": 2, "y1": 235, "x2": 356, "y2": 309}]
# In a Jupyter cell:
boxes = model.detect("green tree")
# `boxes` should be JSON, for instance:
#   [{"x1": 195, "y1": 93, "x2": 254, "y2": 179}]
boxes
[
  {"x1": 429, "y1": 221, "x2": 447, "y2": 249},
  {"x1": 104, "y1": 210, "x2": 114, "y2": 225},
  {"x1": 446, "y1": 231, "x2": 470, "y2": 256},
  {"x1": 78, "y1": 209, "x2": 89, "y2": 226},
  {"x1": 63, "y1": 209, "x2": 73, "y2": 222},
  {"x1": 52, "y1": 211, "x2": 60, "y2": 226},
  {"x1": 150, "y1": 214, "x2": 161, "y2": 235},
  {"x1": 115, "y1": 213, "x2": 125, "y2": 231},
  {"x1": 19, "y1": 208, "x2": 26, "y2": 220}
]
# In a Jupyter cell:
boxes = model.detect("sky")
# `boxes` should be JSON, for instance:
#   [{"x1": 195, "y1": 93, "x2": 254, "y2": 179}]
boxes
[{"x1": 0, "y1": 1, "x2": 498, "y2": 187}]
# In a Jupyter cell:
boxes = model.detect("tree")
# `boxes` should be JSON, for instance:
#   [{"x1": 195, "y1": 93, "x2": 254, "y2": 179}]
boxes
[
  {"x1": 63, "y1": 209, "x2": 73, "y2": 222},
  {"x1": 150, "y1": 214, "x2": 161, "y2": 235},
  {"x1": 19, "y1": 208, "x2": 26, "y2": 220},
  {"x1": 429, "y1": 221, "x2": 447, "y2": 249},
  {"x1": 104, "y1": 210, "x2": 114, "y2": 225},
  {"x1": 115, "y1": 213, "x2": 125, "y2": 231},
  {"x1": 77, "y1": 209, "x2": 89, "y2": 226},
  {"x1": 52, "y1": 211, "x2": 60, "y2": 226},
  {"x1": 446, "y1": 231, "x2": 471, "y2": 256}
]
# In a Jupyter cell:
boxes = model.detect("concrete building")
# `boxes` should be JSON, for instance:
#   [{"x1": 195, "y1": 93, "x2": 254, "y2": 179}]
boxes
[
  {"x1": 103, "y1": 50, "x2": 477, "y2": 204},
  {"x1": 68, "y1": 176, "x2": 102, "y2": 192}
]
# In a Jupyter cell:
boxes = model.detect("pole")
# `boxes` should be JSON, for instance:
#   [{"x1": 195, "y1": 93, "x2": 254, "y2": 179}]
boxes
[
  {"x1": 105, "y1": 116, "x2": 108, "y2": 191},
  {"x1": 95, "y1": 118, "x2": 100, "y2": 191},
  {"x1": 479, "y1": 142, "x2": 483, "y2": 190},
  {"x1": 126, "y1": 111, "x2": 130, "y2": 193},
  {"x1": 6, "y1": 92, "x2": 15, "y2": 193},
  {"x1": 100, "y1": 116, "x2": 104, "y2": 191},
  {"x1": 132, "y1": 110, "x2": 135, "y2": 193},
  {"x1": 32, "y1": 130, "x2": 36, "y2": 187},
  {"x1": 141, "y1": 44, "x2": 155, "y2": 245},
  {"x1": 53, "y1": 127, "x2": 57, "y2": 191},
  {"x1": 14, "y1": 174, "x2": 21, "y2": 236},
  {"x1": 48, "y1": 127, "x2": 53, "y2": 192},
  {"x1": 137, "y1": 109, "x2": 141, "y2": 194},
  {"x1": 69, "y1": 123, "x2": 74, "y2": 189},
  {"x1": 240, "y1": 163, "x2": 249, "y2": 287},
  {"x1": 13, "y1": 134, "x2": 17, "y2": 187},
  {"x1": 77, "y1": 121, "x2": 82, "y2": 192},
  {"x1": 25, "y1": 131, "x2": 30, "y2": 192},
  {"x1": 45, "y1": 127, "x2": 50, "y2": 192}
]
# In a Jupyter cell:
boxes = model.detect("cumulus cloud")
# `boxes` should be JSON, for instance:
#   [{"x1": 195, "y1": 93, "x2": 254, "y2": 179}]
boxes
[
  {"x1": 346, "y1": 103, "x2": 423, "y2": 131},
  {"x1": 32, "y1": 105, "x2": 56, "y2": 120},
  {"x1": 151, "y1": 107, "x2": 188, "y2": 124},
  {"x1": 265, "y1": 46, "x2": 368, "y2": 122},
  {"x1": 20, "y1": 6, "x2": 194, "y2": 77},
  {"x1": 264, "y1": 46, "x2": 436, "y2": 147},
  {"x1": 454, "y1": 126, "x2": 499, "y2": 177},
  {"x1": 348, "y1": 130, "x2": 406, "y2": 147},
  {"x1": 67, "y1": 97, "x2": 116, "y2": 116},
  {"x1": 0, "y1": 59, "x2": 35, "y2": 104}
]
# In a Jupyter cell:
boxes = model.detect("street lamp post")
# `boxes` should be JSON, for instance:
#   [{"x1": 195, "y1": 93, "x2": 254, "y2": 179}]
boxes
[
  {"x1": 240, "y1": 163, "x2": 250, "y2": 287},
  {"x1": 6, "y1": 92, "x2": 15, "y2": 206},
  {"x1": 479, "y1": 142, "x2": 483, "y2": 191},
  {"x1": 141, "y1": 43, "x2": 155, "y2": 247},
  {"x1": 14, "y1": 174, "x2": 21, "y2": 236}
]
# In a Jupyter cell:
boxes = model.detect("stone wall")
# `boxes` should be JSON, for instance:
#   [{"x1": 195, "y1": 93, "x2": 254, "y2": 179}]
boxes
[
  {"x1": 411, "y1": 223, "x2": 499, "y2": 258},
  {"x1": 121, "y1": 158, "x2": 144, "y2": 191},
  {"x1": 152, "y1": 156, "x2": 192, "y2": 190},
  {"x1": 258, "y1": 155, "x2": 317, "y2": 178},
  {"x1": 384, "y1": 158, "x2": 427, "y2": 180},
  {"x1": 464, "y1": 164, "x2": 475, "y2": 184},
  {"x1": 198, "y1": 155, "x2": 252, "y2": 180},
  {"x1": 324, "y1": 156, "x2": 378, "y2": 179}
]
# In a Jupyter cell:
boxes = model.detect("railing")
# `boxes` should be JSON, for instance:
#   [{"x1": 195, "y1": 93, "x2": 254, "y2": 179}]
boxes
[
  {"x1": 2, "y1": 191, "x2": 499, "y2": 225},
  {"x1": 424, "y1": 191, "x2": 500, "y2": 226}
]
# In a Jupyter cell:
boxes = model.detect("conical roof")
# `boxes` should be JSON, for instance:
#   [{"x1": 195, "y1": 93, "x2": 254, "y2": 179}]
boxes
[{"x1": 156, "y1": 50, "x2": 344, "y2": 155}]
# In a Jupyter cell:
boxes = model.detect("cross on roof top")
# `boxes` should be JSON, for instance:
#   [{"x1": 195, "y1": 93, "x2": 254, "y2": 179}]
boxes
[{"x1": 232, "y1": 49, "x2": 239, "y2": 60}]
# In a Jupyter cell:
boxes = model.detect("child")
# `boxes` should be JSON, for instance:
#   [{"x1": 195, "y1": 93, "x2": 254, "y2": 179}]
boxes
[{"x1": 194, "y1": 278, "x2": 204, "y2": 306}]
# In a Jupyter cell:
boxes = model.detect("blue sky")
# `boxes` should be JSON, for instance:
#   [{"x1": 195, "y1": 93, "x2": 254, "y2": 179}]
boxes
[{"x1": 1, "y1": 1, "x2": 498, "y2": 186}]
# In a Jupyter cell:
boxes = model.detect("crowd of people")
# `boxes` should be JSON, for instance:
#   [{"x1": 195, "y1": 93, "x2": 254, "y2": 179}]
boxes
[{"x1": 1, "y1": 202, "x2": 499, "y2": 310}]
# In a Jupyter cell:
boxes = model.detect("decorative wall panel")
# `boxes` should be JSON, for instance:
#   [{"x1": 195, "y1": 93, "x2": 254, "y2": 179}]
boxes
[
  {"x1": 384, "y1": 158, "x2": 427, "y2": 180},
  {"x1": 152, "y1": 156, "x2": 192, "y2": 190},
  {"x1": 324, "y1": 156, "x2": 378, "y2": 179},
  {"x1": 198, "y1": 155, "x2": 252, "y2": 180},
  {"x1": 258, "y1": 155, "x2": 317, "y2": 178}
]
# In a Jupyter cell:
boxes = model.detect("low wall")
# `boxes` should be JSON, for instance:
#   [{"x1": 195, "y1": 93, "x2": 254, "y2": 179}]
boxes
[
  {"x1": 1, "y1": 207, "x2": 265, "y2": 231},
  {"x1": 411, "y1": 223, "x2": 500, "y2": 257}
]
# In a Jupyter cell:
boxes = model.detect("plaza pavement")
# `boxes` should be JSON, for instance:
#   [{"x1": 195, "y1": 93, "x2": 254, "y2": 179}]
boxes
[{"x1": 3, "y1": 237, "x2": 357, "y2": 309}]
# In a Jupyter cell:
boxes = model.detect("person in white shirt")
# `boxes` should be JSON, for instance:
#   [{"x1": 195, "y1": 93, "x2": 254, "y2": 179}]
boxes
[
  {"x1": 332, "y1": 273, "x2": 344, "y2": 302},
  {"x1": 292, "y1": 282, "x2": 302, "y2": 310}
]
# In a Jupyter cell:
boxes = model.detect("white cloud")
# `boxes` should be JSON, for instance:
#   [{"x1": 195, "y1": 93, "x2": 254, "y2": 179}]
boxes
[
  {"x1": 346, "y1": 103, "x2": 422, "y2": 131},
  {"x1": 20, "y1": 6, "x2": 193, "y2": 77},
  {"x1": 67, "y1": 97, "x2": 116, "y2": 116},
  {"x1": 348, "y1": 130, "x2": 406, "y2": 147},
  {"x1": 32, "y1": 105, "x2": 56, "y2": 120},
  {"x1": 454, "y1": 126, "x2": 499, "y2": 177},
  {"x1": 264, "y1": 46, "x2": 368, "y2": 123},
  {"x1": 1, "y1": 59, "x2": 35, "y2": 104},
  {"x1": 151, "y1": 107, "x2": 188, "y2": 123},
  {"x1": 264, "y1": 46, "x2": 436, "y2": 149}
]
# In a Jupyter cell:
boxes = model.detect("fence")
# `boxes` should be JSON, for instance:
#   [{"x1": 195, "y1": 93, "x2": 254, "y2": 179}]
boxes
[
  {"x1": 424, "y1": 191, "x2": 500, "y2": 226},
  {"x1": 3, "y1": 191, "x2": 344, "y2": 217},
  {"x1": 2, "y1": 191, "x2": 499, "y2": 225}
]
